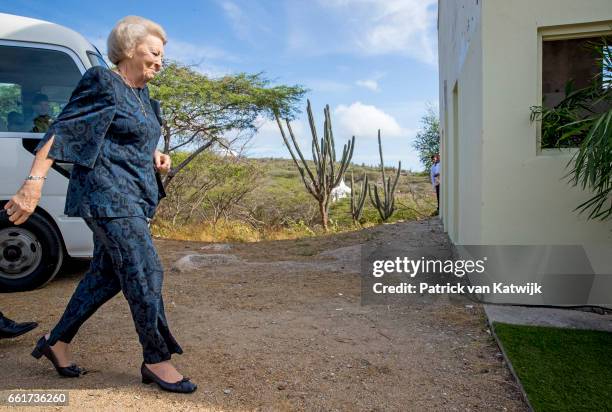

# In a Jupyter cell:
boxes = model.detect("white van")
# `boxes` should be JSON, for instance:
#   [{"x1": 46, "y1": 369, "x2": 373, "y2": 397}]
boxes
[{"x1": 0, "y1": 13, "x2": 104, "y2": 292}]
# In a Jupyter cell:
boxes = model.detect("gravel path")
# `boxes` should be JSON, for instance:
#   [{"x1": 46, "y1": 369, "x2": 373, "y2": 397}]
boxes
[{"x1": 0, "y1": 219, "x2": 526, "y2": 411}]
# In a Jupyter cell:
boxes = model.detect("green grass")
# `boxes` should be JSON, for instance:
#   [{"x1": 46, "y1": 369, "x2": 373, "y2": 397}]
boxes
[{"x1": 493, "y1": 322, "x2": 612, "y2": 412}]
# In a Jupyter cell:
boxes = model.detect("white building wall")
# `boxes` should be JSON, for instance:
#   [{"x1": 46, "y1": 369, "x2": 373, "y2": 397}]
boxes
[
  {"x1": 480, "y1": 0, "x2": 612, "y2": 245},
  {"x1": 438, "y1": 0, "x2": 483, "y2": 244},
  {"x1": 439, "y1": 0, "x2": 612, "y2": 246}
]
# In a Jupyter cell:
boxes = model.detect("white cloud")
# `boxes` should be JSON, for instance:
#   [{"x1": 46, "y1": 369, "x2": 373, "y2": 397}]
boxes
[
  {"x1": 164, "y1": 38, "x2": 238, "y2": 77},
  {"x1": 355, "y1": 79, "x2": 379, "y2": 91},
  {"x1": 334, "y1": 102, "x2": 405, "y2": 138},
  {"x1": 165, "y1": 38, "x2": 237, "y2": 63},
  {"x1": 219, "y1": 1, "x2": 249, "y2": 39},
  {"x1": 353, "y1": 0, "x2": 437, "y2": 63},
  {"x1": 287, "y1": 0, "x2": 438, "y2": 65},
  {"x1": 248, "y1": 108, "x2": 424, "y2": 170},
  {"x1": 248, "y1": 116, "x2": 313, "y2": 158}
]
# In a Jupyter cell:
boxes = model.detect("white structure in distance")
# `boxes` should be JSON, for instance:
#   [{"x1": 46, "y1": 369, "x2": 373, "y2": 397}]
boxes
[{"x1": 330, "y1": 178, "x2": 351, "y2": 202}]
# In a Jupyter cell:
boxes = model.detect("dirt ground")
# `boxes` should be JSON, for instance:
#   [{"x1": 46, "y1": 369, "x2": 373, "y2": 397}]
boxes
[{"x1": 0, "y1": 218, "x2": 526, "y2": 411}]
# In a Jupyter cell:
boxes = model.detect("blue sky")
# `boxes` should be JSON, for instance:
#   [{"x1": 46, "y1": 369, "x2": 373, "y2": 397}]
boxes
[{"x1": 3, "y1": 0, "x2": 439, "y2": 171}]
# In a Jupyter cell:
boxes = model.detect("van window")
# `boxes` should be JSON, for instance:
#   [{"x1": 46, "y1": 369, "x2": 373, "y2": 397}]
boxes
[
  {"x1": 0, "y1": 82, "x2": 21, "y2": 131},
  {"x1": 87, "y1": 52, "x2": 109, "y2": 68},
  {"x1": 0, "y1": 45, "x2": 82, "y2": 133}
]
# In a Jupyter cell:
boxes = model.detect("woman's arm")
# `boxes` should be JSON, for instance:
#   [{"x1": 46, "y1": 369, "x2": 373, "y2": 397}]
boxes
[
  {"x1": 4, "y1": 136, "x2": 56, "y2": 225},
  {"x1": 5, "y1": 67, "x2": 116, "y2": 226}
]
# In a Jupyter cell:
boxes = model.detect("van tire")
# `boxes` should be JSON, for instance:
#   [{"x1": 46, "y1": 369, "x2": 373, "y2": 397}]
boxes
[{"x1": 0, "y1": 209, "x2": 64, "y2": 292}]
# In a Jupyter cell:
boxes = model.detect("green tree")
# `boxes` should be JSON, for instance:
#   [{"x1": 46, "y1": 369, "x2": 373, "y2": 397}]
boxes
[
  {"x1": 148, "y1": 61, "x2": 306, "y2": 188},
  {"x1": 0, "y1": 84, "x2": 21, "y2": 120},
  {"x1": 412, "y1": 105, "x2": 440, "y2": 171}
]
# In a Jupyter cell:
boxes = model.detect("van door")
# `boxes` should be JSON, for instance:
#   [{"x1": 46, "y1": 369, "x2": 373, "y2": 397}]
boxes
[{"x1": 0, "y1": 42, "x2": 92, "y2": 291}]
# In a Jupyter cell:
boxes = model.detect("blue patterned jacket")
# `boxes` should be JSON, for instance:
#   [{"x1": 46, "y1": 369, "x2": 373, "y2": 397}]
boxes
[{"x1": 35, "y1": 66, "x2": 164, "y2": 218}]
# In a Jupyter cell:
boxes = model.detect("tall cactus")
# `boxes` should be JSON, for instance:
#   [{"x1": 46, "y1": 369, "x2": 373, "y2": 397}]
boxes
[
  {"x1": 349, "y1": 170, "x2": 368, "y2": 225},
  {"x1": 369, "y1": 130, "x2": 401, "y2": 222},
  {"x1": 275, "y1": 99, "x2": 355, "y2": 231}
]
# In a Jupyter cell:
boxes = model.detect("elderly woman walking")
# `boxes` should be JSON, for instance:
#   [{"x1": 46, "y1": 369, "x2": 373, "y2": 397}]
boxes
[{"x1": 4, "y1": 16, "x2": 196, "y2": 393}]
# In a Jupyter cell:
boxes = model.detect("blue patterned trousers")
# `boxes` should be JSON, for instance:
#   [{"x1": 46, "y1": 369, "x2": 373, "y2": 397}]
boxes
[{"x1": 47, "y1": 216, "x2": 183, "y2": 363}]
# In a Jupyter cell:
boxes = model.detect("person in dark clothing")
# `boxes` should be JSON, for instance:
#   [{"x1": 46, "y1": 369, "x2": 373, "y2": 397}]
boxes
[
  {"x1": 0, "y1": 312, "x2": 38, "y2": 339},
  {"x1": 30, "y1": 93, "x2": 53, "y2": 133},
  {"x1": 4, "y1": 16, "x2": 195, "y2": 394}
]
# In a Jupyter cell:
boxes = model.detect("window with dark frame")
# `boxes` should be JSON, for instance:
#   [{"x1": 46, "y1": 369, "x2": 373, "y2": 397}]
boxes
[
  {"x1": 540, "y1": 34, "x2": 612, "y2": 149},
  {"x1": 0, "y1": 45, "x2": 83, "y2": 176},
  {"x1": 0, "y1": 45, "x2": 81, "y2": 133}
]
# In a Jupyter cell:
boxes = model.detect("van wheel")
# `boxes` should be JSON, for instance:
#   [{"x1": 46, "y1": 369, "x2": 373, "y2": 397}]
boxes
[{"x1": 0, "y1": 210, "x2": 64, "y2": 292}]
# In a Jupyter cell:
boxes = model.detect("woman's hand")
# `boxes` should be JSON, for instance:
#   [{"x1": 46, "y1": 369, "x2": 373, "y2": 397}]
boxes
[
  {"x1": 154, "y1": 150, "x2": 171, "y2": 173},
  {"x1": 4, "y1": 180, "x2": 44, "y2": 225}
]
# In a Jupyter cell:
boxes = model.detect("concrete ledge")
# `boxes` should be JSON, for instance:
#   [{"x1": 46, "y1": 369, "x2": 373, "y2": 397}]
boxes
[{"x1": 484, "y1": 304, "x2": 612, "y2": 332}]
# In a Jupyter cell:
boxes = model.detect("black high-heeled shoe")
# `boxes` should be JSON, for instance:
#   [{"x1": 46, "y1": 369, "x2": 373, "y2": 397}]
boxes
[
  {"x1": 31, "y1": 336, "x2": 84, "y2": 378},
  {"x1": 141, "y1": 362, "x2": 197, "y2": 393}
]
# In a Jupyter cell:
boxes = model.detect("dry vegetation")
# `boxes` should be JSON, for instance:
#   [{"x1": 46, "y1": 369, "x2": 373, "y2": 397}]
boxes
[{"x1": 152, "y1": 154, "x2": 437, "y2": 242}]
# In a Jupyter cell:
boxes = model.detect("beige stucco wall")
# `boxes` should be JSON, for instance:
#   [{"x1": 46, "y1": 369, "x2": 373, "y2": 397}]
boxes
[
  {"x1": 439, "y1": 0, "x2": 612, "y2": 246},
  {"x1": 438, "y1": 0, "x2": 483, "y2": 244}
]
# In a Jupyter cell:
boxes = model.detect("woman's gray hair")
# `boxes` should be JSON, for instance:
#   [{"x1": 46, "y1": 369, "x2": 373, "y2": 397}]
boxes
[{"x1": 107, "y1": 16, "x2": 167, "y2": 65}]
